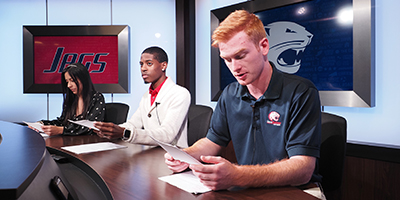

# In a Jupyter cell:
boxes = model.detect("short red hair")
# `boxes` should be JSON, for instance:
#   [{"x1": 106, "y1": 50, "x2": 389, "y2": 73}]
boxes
[{"x1": 211, "y1": 10, "x2": 266, "y2": 48}]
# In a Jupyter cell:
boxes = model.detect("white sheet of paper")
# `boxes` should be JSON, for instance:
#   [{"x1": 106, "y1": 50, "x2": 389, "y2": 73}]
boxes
[
  {"x1": 148, "y1": 135, "x2": 201, "y2": 165},
  {"x1": 23, "y1": 121, "x2": 44, "y2": 132},
  {"x1": 23, "y1": 121, "x2": 49, "y2": 138},
  {"x1": 159, "y1": 171, "x2": 211, "y2": 194},
  {"x1": 68, "y1": 119, "x2": 99, "y2": 131},
  {"x1": 61, "y1": 142, "x2": 127, "y2": 154},
  {"x1": 39, "y1": 133, "x2": 49, "y2": 138}
]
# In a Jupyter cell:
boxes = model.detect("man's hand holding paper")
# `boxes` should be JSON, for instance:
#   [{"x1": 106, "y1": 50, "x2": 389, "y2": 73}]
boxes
[{"x1": 164, "y1": 152, "x2": 191, "y2": 172}]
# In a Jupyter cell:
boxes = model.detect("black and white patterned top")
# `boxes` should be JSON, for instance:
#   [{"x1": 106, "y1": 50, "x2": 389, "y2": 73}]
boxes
[{"x1": 41, "y1": 91, "x2": 106, "y2": 135}]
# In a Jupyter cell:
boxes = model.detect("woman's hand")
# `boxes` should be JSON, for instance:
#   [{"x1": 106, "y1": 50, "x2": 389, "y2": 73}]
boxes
[{"x1": 41, "y1": 125, "x2": 64, "y2": 136}]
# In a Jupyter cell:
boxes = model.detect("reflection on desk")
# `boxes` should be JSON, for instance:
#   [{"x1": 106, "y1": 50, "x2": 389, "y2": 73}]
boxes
[{"x1": 46, "y1": 134, "x2": 319, "y2": 200}]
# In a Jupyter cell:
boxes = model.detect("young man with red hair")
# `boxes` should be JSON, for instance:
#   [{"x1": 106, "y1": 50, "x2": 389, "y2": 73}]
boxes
[{"x1": 165, "y1": 10, "x2": 322, "y2": 193}]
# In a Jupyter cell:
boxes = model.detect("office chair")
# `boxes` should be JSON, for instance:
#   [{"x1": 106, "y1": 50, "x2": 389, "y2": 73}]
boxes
[
  {"x1": 187, "y1": 104, "x2": 213, "y2": 146},
  {"x1": 319, "y1": 112, "x2": 347, "y2": 198},
  {"x1": 104, "y1": 103, "x2": 129, "y2": 124}
]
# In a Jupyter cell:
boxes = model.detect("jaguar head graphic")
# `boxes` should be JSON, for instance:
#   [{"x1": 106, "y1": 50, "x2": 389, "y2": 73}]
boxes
[
  {"x1": 265, "y1": 21, "x2": 313, "y2": 74},
  {"x1": 268, "y1": 111, "x2": 280, "y2": 122}
]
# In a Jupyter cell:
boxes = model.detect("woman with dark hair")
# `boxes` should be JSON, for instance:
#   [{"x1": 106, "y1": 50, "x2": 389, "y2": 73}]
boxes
[{"x1": 38, "y1": 63, "x2": 105, "y2": 136}]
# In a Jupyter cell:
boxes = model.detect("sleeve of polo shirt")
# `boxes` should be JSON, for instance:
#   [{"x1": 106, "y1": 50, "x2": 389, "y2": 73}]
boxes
[
  {"x1": 206, "y1": 89, "x2": 231, "y2": 147},
  {"x1": 286, "y1": 85, "x2": 321, "y2": 159}
]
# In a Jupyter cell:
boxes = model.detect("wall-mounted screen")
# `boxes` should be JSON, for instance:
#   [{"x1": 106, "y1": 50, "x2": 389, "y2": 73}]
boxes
[
  {"x1": 23, "y1": 25, "x2": 130, "y2": 93},
  {"x1": 211, "y1": 0, "x2": 375, "y2": 107}
]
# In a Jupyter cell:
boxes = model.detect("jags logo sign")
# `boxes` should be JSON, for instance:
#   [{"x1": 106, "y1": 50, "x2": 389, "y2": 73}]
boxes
[{"x1": 265, "y1": 21, "x2": 313, "y2": 74}]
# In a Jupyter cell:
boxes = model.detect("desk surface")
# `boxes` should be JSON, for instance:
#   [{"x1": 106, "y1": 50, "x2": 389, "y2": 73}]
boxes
[
  {"x1": 44, "y1": 134, "x2": 319, "y2": 200},
  {"x1": 0, "y1": 121, "x2": 46, "y2": 198}
]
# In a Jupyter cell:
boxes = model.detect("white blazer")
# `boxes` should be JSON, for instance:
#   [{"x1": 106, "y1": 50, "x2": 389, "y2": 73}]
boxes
[{"x1": 120, "y1": 78, "x2": 190, "y2": 148}]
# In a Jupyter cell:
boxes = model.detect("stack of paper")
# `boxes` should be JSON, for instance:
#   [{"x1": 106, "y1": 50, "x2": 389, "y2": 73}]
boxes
[
  {"x1": 61, "y1": 142, "x2": 127, "y2": 154},
  {"x1": 159, "y1": 171, "x2": 211, "y2": 194}
]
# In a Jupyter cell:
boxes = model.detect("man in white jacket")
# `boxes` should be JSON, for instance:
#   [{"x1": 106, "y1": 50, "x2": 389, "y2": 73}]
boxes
[{"x1": 94, "y1": 46, "x2": 190, "y2": 148}]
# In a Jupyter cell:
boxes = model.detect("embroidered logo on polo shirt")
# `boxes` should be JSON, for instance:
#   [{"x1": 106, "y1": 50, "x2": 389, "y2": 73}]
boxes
[{"x1": 267, "y1": 111, "x2": 282, "y2": 126}]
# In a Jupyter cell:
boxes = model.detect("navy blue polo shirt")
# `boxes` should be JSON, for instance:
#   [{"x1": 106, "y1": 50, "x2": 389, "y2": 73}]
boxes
[{"x1": 207, "y1": 65, "x2": 321, "y2": 166}]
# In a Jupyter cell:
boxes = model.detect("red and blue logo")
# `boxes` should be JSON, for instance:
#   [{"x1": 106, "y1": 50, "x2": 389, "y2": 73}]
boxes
[
  {"x1": 267, "y1": 111, "x2": 282, "y2": 126},
  {"x1": 34, "y1": 36, "x2": 119, "y2": 84}
]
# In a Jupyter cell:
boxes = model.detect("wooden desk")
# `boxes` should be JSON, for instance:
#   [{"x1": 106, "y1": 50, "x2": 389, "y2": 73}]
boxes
[{"x1": 45, "y1": 134, "x2": 319, "y2": 200}]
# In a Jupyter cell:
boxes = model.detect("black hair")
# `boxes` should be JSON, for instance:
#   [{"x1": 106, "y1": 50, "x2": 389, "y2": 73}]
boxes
[
  {"x1": 141, "y1": 46, "x2": 168, "y2": 63},
  {"x1": 60, "y1": 63, "x2": 96, "y2": 124}
]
